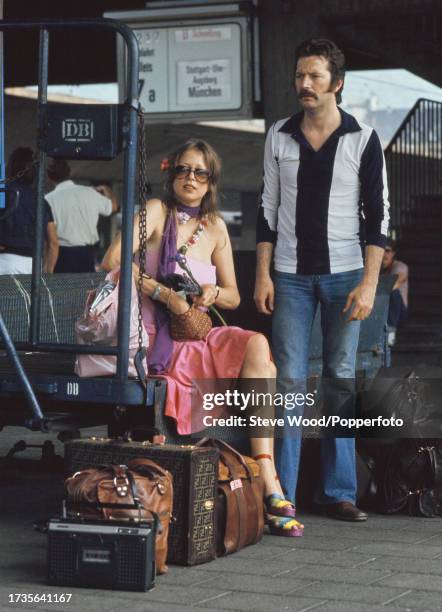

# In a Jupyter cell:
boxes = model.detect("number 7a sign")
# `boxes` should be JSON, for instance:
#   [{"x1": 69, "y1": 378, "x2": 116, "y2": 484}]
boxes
[
  {"x1": 135, "y1": 28, "x2": 169, "y2": 113},
  {"x1": 138, "y1": 79, "x2": 157, "y2": 104}
]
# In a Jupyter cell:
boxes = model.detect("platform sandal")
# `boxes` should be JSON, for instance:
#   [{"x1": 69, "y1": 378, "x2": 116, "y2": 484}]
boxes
[
  {"x1": 253, "y1": 454, "x2": 297, "y2": 518},
  {"x1": 267, "y1": 514, "x2": 304, "y2": 537},
  {"x1": 265, "y1": 493, "x2": 297, "y2": 518}
]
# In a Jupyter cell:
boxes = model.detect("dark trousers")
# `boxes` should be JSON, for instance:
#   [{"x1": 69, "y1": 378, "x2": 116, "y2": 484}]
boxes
[
  {"x1": 54, "y1": 245, "x2": 95, "y2": 273},
  {"x1": 388, "y1": 289, "x2": 408, "y2": 328}
]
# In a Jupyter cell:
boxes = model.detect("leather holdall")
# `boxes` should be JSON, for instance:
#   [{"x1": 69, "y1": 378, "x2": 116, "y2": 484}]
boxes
[
  {"x1": 65, "y1": 437, "x2": 218, "y2": 566},
  {"x1": 198, "y1": 438, "x2": 264, "y2": 555},
  {"x1": 65, "y1": 458, "x2": 173, "y2": 574}
]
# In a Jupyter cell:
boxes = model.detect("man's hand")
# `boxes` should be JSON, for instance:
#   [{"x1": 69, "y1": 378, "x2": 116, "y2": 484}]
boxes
[
  {"x1": 95, "y1": 184, "x2": 113, "y2": 198},
  {"x1": 254, "y1": 275, "x2": 274, "y2": 315},
  {"x1": 343, "y1": 282, "x2": 377, "y2": 321},
  {"x1": 255, "y1": 242, "x2": 275, "y2": 315},
  {"x1": 96, "y1": 184, "x2": 119, "y2": 212}
]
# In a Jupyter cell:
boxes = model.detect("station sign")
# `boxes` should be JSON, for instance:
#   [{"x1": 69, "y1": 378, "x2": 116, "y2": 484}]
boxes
[{"x1": 105, "y1": 3, "x2": 255, "y2": 122}]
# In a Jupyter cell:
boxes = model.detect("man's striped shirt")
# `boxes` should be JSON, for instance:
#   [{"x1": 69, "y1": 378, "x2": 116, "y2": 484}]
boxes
[{"x1": 256, "y1": 109, "x2": 390, "y2": 274}]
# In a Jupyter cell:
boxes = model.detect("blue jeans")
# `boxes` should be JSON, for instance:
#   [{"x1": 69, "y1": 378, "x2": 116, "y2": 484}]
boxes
[
  {"x1": 388, "y1": 288, "x2": 408, "y2": 328},
  {"x1": 272, "y1": 268, "x2": 363, "y2": 505}
]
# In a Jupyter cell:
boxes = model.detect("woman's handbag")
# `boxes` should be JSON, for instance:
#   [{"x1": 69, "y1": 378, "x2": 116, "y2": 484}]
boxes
[
  {"x1": 169, "y1": 304, "x2": 212, "y2": 341},
  {"x1": 74, "y1": 268, "x2": 149, "y2": 377},
  {"x1": 65, "y1": 458, "x2": 173, "y2": 574},
  {"x1": 198, "y1": 438, "x2": 264, "y2": 555}
]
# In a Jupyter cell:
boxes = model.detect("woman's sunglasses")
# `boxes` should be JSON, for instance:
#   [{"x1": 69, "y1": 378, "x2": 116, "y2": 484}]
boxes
[{"x1": 174, "y1": 165, "x2": 211, "y2": 183}]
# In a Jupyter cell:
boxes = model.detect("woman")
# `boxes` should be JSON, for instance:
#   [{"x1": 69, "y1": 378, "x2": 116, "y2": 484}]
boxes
[
  {"x1": 102, "y1": 139, "x2": 303, "y2": 537},
  {"x1": 0, "y1": 147, "x2": 59, "y2": 274}
]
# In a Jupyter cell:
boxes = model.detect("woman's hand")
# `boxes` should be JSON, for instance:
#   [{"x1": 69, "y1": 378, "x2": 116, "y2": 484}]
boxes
[
  {"x1": 168, "y1": 291, "x2": 190, "y2": 315},
  {"x1": 133, "y1": 263, "x2": 189, "y2": 314},
  {"x1": 192, "y1": 284, "x2": 218, "y2": 308}
]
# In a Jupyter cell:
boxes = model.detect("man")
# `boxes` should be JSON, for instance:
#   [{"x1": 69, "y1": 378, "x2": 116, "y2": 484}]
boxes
[
  {"x1": 254, "y1": 39, "x2": 389, "y2": 522},
  {"x1": 45, "y1": 159, "x2": 118, "y2": 273},
  {"x1": 0, "y1": 147, "x2": 58, "y2": 274},
  {"x1": 381, "y1": 238, "x2": 408, "y2": 346}
]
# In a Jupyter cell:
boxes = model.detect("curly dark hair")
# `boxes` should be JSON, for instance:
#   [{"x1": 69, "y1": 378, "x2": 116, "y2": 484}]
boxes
[
  {"x1": 6, "y1": 147, "x2": 35, "y2": 185},
  {"x1": 163, "y1": 139, "x2": 221, "y2": 222},
  {"x1": 295, "y1": 38, "x2": 346, "y2": 104},
  {"x1": 47, "y1": 158, "x2": 71, "y2": 183}
]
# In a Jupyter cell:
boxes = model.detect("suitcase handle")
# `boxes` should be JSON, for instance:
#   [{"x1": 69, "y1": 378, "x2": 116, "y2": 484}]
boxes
[{"x1": 196, "y1": 438, "x2": 255, "y2": 481}]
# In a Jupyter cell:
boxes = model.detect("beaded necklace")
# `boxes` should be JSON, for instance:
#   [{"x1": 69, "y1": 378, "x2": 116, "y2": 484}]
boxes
[{"x1": 177, "y1": 216, "x2": 208, "y2": 255}]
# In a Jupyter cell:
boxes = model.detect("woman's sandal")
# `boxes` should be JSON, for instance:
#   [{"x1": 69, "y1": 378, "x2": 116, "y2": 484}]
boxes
[
  {"x1": 253, "y1": 454, "x2": 298, "y2": 519},
  {"x1": 265, "y1": 493, "x2": 297, "y2": 518},
  {"x1": 267, "y1": 514, "x2": 304, "y2": 537}
]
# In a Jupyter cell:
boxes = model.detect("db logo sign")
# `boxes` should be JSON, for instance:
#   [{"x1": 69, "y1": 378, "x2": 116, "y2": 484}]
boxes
[
  {"x1": 62, "y1": 118, "x2": 94, "y2": 142},
  {"x1": 66, "y1": 382, "x2": 79, "y2": 396}
]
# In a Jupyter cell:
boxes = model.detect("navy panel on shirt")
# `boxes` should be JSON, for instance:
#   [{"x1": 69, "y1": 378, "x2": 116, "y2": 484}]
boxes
[
  {"x1": 359, "y1": 129, "x2": 388, "y2": 248},
  {"x1": 296, "y1": 137, "x2": 340, "y2": 274}
]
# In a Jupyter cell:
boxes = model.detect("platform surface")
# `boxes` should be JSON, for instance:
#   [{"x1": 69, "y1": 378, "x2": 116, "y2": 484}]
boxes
[{"x1": 0, "y1": 426, "x2": 441, "y2": 612}]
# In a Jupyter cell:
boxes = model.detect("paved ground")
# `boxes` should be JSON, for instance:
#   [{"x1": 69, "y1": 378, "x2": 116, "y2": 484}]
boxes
[{"x1": 0, "y1": 426, "x2": 442, "y2": 612}]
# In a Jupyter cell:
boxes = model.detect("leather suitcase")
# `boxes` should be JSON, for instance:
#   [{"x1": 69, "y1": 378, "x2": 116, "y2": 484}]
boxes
[{"x1": 64, "y1": 438, "x2": 218, "y2": 566}]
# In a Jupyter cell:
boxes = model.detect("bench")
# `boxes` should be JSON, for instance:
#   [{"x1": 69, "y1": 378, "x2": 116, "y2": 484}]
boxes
[{"x1": 0, "y1": 254, "x2": 393, "y2": 438}]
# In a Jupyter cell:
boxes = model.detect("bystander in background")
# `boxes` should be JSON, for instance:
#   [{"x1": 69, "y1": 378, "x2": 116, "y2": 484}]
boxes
[
  {"x1": 381, "y1": 238, "x2": 408, "y2": 346},
  {"x1": 0, "y1": 147, "x2": 58, "y2": 274},
  {"x1": 45, "y1": 159, "x2": 118, "y2": 273}
]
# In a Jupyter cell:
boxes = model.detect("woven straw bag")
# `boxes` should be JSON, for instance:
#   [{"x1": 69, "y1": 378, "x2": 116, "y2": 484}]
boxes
[{"x1": 169, "y1": 305, "x2": 212, "y2": 341}]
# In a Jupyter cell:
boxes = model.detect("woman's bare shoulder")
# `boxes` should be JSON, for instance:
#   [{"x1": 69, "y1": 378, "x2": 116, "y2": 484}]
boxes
[
  {"x1": 208, "y1": 215, "x2": 231, "y2": 250},
  {"x1": 137, "y1": 199, "x2": 168, "y2": 228},
  {"x1": 209, "y1": 214, "x2": 228, "y2": 235},
  {"x1": 143, "y1": 198, "x2": 168, "y2": 217}
]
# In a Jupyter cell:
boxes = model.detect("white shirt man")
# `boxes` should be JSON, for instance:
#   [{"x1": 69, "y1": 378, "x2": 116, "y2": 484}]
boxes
[{"x1": 45, "y1": 159, "x2": 117, "y2": 273}]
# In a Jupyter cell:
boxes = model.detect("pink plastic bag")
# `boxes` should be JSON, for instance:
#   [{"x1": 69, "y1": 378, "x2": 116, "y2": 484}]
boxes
[{"x1": 74, "y1": 268, "x2": 149, "y2": 378}]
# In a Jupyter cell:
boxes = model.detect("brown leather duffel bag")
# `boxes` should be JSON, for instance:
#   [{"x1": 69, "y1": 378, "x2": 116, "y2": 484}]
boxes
[
  {"x1": 199, "y1": 439, "x2": 264, "y2": 555},
  {"x1": 65, "y1": 458, "x2": 173, "y2": 574}
]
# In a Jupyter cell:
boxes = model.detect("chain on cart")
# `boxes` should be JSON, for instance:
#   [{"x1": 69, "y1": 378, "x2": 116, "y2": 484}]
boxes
[{"x1": 134, "y1": 106, "x2": 150, "y2": 383}]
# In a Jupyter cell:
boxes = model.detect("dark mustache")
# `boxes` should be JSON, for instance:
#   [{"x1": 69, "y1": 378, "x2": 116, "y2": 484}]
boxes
[{"x1": 298, "y1": 89, "x2": 318, "y2": 99}]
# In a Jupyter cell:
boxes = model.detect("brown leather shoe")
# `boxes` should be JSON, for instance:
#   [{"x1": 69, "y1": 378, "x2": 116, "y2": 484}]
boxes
[{"x1": 322, "y1": 502, "x2": 368, "y2": 522}]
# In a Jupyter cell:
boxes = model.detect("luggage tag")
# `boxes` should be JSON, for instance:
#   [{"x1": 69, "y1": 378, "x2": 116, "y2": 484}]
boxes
[{"x1": 230, "y1": 479, "x2": 243, "y2": 491}]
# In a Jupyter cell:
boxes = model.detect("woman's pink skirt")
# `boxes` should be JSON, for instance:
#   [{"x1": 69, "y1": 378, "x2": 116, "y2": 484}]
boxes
[{"x1": 154, "y1": 326, "x2": 257, "y2": 435}]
